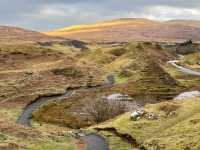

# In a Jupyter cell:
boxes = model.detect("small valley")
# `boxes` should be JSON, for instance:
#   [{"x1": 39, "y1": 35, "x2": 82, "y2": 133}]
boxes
[{"x1": 1, "y1": 18, "x2": 200, "y2": 150}]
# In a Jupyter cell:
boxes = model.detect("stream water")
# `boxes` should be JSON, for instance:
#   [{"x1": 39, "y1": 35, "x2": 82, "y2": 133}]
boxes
[
  {"x1": 82, "y1": 134, "x2": 109, "y2": 150},
  {"x1": 17, "y1": 76, "x2": 114, "y2": 149},
  {"x1": 16, "y1": 55, "x2": 200, "y2": 149}
]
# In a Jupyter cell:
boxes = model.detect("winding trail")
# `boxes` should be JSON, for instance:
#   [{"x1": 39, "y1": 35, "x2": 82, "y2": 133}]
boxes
[
  {"x1": 17, "y1": 76, "x2": 114, "y2": 150},
  {"x1": 167, "y1": 56, "x2": 200, "y2": 76}
]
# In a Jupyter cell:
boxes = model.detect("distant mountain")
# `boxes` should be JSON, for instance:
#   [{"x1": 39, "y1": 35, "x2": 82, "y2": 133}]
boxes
[
  {"x1": 0, "y1": 25, "x2": 62, "y2": 42},
  {"x1": 166, "y1": 20, "x2": 200, "y2": 28},
  {"x1": 45, "y1": 18, "x2": 200, "y2": 42}
]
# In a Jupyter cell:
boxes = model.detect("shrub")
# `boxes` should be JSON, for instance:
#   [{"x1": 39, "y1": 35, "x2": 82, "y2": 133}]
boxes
[
  {"x1": 85, "y1": 98, "x2": 126, "y2": 123},
  {"x1": 143, "y1": 41, "x2": 153, "y2": 46},
  {"x1": 136, "y1": 43, "x2": 144, "y2": 50}
]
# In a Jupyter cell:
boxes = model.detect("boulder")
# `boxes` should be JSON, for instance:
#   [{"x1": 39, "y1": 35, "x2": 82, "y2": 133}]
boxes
[
  {"x1": 130, "y1": 110, "x2": 145, "y2": 121},
  {"x1": 174, "y1": 91, "x2": 200, "y2": 100}
]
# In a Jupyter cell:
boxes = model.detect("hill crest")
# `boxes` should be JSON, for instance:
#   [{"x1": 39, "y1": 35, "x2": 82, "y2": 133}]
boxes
[
  {"x1": 0, "y1": 25, "x2": 62, "y2": 42},
  {"x1": 45, "y1": 18, "x2": 200, "y2": 42}
]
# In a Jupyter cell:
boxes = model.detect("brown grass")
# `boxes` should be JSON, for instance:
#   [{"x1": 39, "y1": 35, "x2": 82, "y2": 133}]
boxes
[{"x1": 158, "y1": 102, "x2": 180, "y2": 114}]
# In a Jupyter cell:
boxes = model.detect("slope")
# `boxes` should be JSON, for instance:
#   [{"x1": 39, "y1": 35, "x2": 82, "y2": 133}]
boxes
[
  {"x1": 95, "y1": 98, "x2": 200, "y2": 150},
  {"x1": 0, "y1": 25, "x2": 62, "y2": 42},
  {"x1": 46, "y1": 18, "x2": 200, "y2": 42}
]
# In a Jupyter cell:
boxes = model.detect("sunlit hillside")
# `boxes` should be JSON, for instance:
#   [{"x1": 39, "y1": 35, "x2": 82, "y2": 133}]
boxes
[{"x1": 46, "y1": 18, "x2": 200, "y2": 42}]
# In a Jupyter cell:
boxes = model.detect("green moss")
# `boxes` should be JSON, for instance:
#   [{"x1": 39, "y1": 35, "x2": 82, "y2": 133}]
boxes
[
  {"x1": 98, "y1": 131, "x2": 133, "y2": 150},
  {"x1": 0, "y1": 133, "x2": 7, "y2": 142},
  {"x1": 115, "y1": 74, "x2": 128, "y2": 83}
]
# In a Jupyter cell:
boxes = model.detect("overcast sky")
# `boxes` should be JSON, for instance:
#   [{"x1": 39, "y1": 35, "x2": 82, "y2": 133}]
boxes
[{"x1": 1, "y1": 0, "x2": 200, "y2": 31}]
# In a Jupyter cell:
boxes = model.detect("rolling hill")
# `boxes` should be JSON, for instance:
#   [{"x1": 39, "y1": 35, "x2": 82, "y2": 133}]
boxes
[
  {"x1": 0, "y1": 25, "x2": 62, "y2": 42},
  {"x1": 46, "y1": 18, "x2": 200, "y2": 43},
  {"x1": 1, "y1": 18, "x2": 200, "y2": 149},
  {"x1": 167, "y1": 19, "x2": 200, "y2": 28}
]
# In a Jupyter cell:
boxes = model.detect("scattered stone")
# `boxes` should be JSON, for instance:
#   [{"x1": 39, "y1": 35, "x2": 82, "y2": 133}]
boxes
[
  {"x1": 105, "y1": 93, "x2": 133, "y2": 101},
  {"x1": 144, "y1": 112, "x2": 158, "y2": 120},
  {"x1": 130, "y1": 110, "x2": 159, "y2": 121},
  {"x1": 67, "y1": 130, "x2": 86, "y2": 138}
]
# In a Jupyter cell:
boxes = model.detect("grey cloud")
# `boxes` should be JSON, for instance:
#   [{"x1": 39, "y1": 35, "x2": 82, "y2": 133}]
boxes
[{"x1": 0, "y1": 0, "x2": 200, "y2": 31}]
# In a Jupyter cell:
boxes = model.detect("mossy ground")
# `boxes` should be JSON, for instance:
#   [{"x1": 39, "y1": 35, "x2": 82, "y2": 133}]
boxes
[
  {"x1": 79, "y1": 42, "x2": 182, "y2": 96},
  {"x1": 1, "y1": 40, "x2": 200, "y2": 149},
  {"x1": 95, "y1": 98, "x2": 200, "y2": 149},
  {"x1": 0, "y1": 131, "x2": 75, "y2": 150},
  {"x1": 98, "y1": 131, "x2": 134, "y2": 150},
  {"x1": 0, "y1": 101, "x2": 77, "y2": 150},
  {"x1": 32, "y1": 42, "x2": 188, "y2": 129},
  {"x1": 179, "y1": 51, "x2": 200, "y2": 71},
  {"x1": 0, "y1": 41, "x2": 103, "y2": 149}
]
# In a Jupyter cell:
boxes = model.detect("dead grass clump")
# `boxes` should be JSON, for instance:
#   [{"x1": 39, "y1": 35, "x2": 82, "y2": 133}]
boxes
[
  {"x1": 33, "y1": 102, "x2": 91, "y2": 129},
  {"x1": 110, "y1": 48, "x2": 126, "y2": 57},
  {"x1": 51, "y1": 67, "x2": 83, "y2": 78},
  {"x1": 159, "y1": 102, "x2": 180, "y2": 114}
]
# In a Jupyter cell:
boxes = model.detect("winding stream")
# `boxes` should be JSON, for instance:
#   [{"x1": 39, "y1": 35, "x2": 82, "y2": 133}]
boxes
[
  {"x1": 16, "y1": 91, "x2": 74, "y2": 126},
  {"x1": 20, "y1": 55, "x2": 200, "y2": 127},
  {"x1": 83, "y1": 134, "x2": 109, "y2": 150},
  {"x1": 16, "y1": 54, "x2": 200, "y2": 150},
  {"x1": 17, "y1": 76, "x2": 113, "y2": 150}
]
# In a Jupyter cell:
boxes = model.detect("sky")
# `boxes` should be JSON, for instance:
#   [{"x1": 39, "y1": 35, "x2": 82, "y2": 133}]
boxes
[{"x1": 1, "y1": 0, "x2": 200, "y2": 31}]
